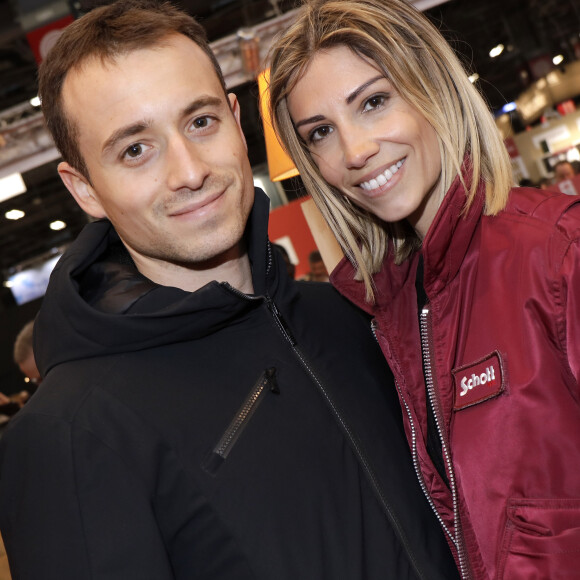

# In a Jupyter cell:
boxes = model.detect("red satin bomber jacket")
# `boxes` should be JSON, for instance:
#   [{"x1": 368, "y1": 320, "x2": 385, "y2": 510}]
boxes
[{"x1": 331, "y1": 176, "x2": 580, "y2": 579}]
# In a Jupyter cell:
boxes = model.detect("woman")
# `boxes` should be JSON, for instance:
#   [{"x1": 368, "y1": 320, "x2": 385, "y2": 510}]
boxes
[{"x1": 268, "y1": 1, "x2": 580, "y2": 578}]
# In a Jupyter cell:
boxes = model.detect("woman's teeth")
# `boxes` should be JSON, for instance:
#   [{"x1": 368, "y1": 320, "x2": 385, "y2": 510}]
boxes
[{"x1": 360, "y1": 159, "x2": 405, "y2": 191}]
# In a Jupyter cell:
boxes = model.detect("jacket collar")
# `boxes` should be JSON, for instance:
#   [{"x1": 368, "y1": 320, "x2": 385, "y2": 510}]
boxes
[
  {"x1": 420, "y1": 169, "x2": 484, "y2": 296},
  {"x1": 78, "y1": 187, "x2": 276, "y2": 312},
  {"x1": 331, "y1": 166, "x2": 485, "y2": 308},
  {"x1": 34, "y1": 188, "x2": 296, "y2": 375}
]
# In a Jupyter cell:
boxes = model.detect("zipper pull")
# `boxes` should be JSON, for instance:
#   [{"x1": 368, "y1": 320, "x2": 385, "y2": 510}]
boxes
[
  {"x1": 265, "y1": 367, "x2": 279, "y2": 393},
  {"x1": 266, "y1": 297, "x2": 297, "y2": 346}
]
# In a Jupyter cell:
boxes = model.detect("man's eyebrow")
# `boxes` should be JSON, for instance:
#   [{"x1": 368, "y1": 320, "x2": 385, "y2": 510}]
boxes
[
  {"x1": 102, "y1": 122, "x2": 151, "y2": 156},
  {"x1": 101, "y1": 95, "x2": 227, "y2": 156},
  {"x1": 293, "y1": 75, "x2": 385, "y2": 130},
  {"x1": 181, "y1": 95, "x2": 225, "y2": 118}
]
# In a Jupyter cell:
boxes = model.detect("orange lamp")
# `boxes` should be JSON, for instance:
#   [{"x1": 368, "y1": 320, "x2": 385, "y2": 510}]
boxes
[{"x1": 257, "y1": 68, "x2": 299, "y2": 182}]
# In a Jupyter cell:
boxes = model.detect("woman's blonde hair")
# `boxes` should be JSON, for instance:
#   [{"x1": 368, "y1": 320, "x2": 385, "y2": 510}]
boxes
[{"x1": 268, "y1": 0, "x2": 513, "y2": 299}]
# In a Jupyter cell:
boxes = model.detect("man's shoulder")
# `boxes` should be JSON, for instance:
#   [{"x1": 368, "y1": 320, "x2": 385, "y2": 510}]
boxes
[
  {"x1": 286, "y1": 279, "x2": 373, "y2": 336},
  {"x1": 7, "y1": 354, "x2": 127, "y2": 430},
  {"x1": 294, "y1": 279, "x2": 361, "y2": 309}
]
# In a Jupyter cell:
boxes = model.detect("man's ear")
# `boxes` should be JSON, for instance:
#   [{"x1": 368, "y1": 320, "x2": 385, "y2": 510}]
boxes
[
  {"x1": 228, "y1": 93, "x2": 248, "y2": 151},
  {"x1": 57, "y1": 162, "x2": 107, "y2": 219}
]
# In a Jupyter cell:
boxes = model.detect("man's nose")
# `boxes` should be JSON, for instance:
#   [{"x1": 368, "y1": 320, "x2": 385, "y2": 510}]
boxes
[{"x1": 165, "y1": 136, "x2": 211, "y2": 191}]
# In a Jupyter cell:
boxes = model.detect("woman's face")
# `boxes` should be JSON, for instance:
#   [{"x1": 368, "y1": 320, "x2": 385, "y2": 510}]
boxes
[{"x1": 287, "y1": 45, "x2": 443, "y2": 239}]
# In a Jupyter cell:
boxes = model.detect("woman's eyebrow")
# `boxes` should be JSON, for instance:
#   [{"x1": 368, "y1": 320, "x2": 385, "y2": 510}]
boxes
[
  {"x1": 346, "y1": 75, "x2": 384, "y2": 104},
  {"x1": 295, "y1": 114, "x2": 326, "y2": 130},
  {"x1": 293, "y1": 75, "x2": 385, "y2": 130}
]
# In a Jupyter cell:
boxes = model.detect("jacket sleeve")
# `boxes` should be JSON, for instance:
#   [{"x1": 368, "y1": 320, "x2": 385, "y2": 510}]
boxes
[
  {"x1": 0, "y1": 412, "x2": 174, "y2": 580},
  {"x1": 558, "y1": 204, "x2": 580, "y2": 386}
]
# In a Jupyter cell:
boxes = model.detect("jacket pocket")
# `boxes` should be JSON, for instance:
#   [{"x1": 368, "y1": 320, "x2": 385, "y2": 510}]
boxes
[
  {"x1": 497, "y1": 498, "x2": 580, "y2": 579},
  {"x1": 201, "y1": 367, "x2": 279, "y2": 476}
]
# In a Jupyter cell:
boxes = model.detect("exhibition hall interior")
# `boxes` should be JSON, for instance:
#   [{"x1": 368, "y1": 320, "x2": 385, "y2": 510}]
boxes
[{"x1": 0, "y1": 0, "x2": 579, "y2": 392}]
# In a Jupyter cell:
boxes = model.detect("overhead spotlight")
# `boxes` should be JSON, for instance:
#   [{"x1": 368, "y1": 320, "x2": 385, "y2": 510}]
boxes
[
  {"x1": 5, "y1": 209, "x2": 25, "y2": 220},
  {"x1": 468, "y1": 73, "x2": 480, "y2": 84},
  {"x1": 501, "y1": 102, "x2": 517, "y2": 114},
  {"x1": 489, "y1": 44, "x2": 504, "y2": 58},
  {"x1": 3, "y1": 281, "x2": 13, "y2": 288},
  {"x1": 50, "y1": 220, "x2": 67, "y2": 231},
  {"x1": 29, "y1": 96, "x2": 41, "y2": 107},
  {"x1": 552, "y1": 54, "x2": 564, "y2": 66}
]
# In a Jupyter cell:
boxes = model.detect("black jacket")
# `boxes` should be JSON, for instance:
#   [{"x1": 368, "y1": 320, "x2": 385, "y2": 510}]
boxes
[{"x1": 0, "y1": 191, "x2": 458, "y2": 579}]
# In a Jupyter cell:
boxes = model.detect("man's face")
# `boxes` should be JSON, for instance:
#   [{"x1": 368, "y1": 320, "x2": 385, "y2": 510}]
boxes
[
  {"x1": 58, "y1": 34, "x2": 254, "y2": 288},
  {"x1": 554, "y1": 162, "x2": 575, "y2": 183},
  {"x1": 310, "y1": 260, "x2": 329, "y2": 282}
]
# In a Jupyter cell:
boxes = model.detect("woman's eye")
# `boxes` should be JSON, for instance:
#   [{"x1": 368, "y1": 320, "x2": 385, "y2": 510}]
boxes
[
  {"x1": 309, "y1": 125, "x2": 333, "y2": 143},
  {"x1": 363, "y1": 95, "x2": 386, "y2": 112}
]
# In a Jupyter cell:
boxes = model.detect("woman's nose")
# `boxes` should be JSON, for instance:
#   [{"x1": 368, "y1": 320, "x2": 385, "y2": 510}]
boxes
[{"x1": 342, "y1": 126, "x2": 379, "y2": 169}]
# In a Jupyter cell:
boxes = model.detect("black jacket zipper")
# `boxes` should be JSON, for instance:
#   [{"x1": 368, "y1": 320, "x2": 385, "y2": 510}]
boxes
[
  {"x1": 220, "y1": 283, "x2": 431, "y2": 579},
  {"x1": 202, "y1": 367, "x2": 279, "y2": 476},
  {"x1": 265, "y1": 295, "x2": 429, "y2": 580}
]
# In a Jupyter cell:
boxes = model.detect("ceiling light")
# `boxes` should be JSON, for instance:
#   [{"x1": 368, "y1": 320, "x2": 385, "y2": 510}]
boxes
[
  {"x1": 0, "y1": 173, "x2": 27, "y2": 203},
  {"x1": 5, "y1": 209, "x2": 25, "y2": 220},
  {"x1": 489, "y1": 44, "x2": 504, "y2": 58},
  {"x1": 468, "y1": 73, "x2": 479, "y2": 84},
  {"x1": 501, "y1": 102, "x2": 517, "y2": 114},
  {"x1": 552, "y1": 54, "x2": 564, "y2": 66},
  {"x1": 50, "y1": 220, "x2": 67, "y2": 231},
  {"x1": 3, "y1": 281, "x2": 13, "y2": 288},
  {"x1": 29, "y1": 96, "x2": 41, "y2": 107}
]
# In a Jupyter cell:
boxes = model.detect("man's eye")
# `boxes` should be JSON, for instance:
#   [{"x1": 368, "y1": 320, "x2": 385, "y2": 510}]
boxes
[
  {"x1": 125, "y1": 143, "x2": 143, "y2": 158},
  {"x1": 192, "y1": 116, "x2": 215, "y2": 129}
]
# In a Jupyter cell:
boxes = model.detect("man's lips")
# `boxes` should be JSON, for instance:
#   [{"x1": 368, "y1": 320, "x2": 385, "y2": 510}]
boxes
[{"x1": 167, "y1": 190, "x2": 224, "y2": 217}]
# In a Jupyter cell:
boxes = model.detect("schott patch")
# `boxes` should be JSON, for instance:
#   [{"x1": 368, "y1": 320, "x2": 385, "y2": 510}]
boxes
[{"x1": 452, "y1": 351, "x2": 505, "y2": 411}]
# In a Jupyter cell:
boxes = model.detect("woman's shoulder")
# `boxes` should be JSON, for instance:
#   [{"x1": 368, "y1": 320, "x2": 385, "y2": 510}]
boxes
[
  {"x1": 484, "y1": 186, "x2": 580, "y2": 269},
  {"x1": 502, "y1": 186, "x2": 580, "y2": 232}
]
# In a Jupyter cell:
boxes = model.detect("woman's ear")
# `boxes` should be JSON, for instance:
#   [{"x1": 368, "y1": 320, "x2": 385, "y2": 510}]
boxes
[{"x1": 57, "y1": 162, "x2": 107, "y2": 219}]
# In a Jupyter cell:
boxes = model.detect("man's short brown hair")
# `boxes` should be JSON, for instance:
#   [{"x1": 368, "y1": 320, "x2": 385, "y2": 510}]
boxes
[{"x1": 39, "y1": 0, "x2": 227, "y2": 180}]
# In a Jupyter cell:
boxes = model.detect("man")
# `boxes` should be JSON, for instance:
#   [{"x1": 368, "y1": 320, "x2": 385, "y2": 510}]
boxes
[
  {"x1": 553, "y1": 159, "x2": 576, "y2": 183},
  {"x1": 0, "y1": 321, "x2": 39, "y2": 419},
  {"x1": 12, "y1": 321, "x2": 41, "y2": 387},
  {"x1": 0, "y1": 2, "x2": 458, "y2": 579},
  {"x1": 303, "y1": 249, "x2": 330, "y2": 282}
]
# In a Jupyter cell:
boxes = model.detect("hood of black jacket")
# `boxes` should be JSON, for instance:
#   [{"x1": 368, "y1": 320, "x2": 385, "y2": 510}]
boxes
[{"x1": 34, "y1": 189, "x2": 297, "y2": 375}]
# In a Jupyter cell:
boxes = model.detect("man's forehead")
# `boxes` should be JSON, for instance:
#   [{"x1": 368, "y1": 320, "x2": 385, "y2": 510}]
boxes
[
  {"x1": 63, "y1": 34, "x2": 218, "y2": 92},
  {"x1": 61, "y1": 36, "x2": 225, "y2": 127}
]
